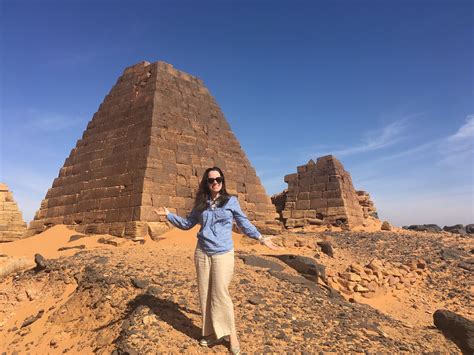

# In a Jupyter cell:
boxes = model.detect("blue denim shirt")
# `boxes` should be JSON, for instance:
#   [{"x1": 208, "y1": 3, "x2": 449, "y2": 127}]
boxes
[{"x1": 166, "y1": 196, "x2": 261, "y2": 255}]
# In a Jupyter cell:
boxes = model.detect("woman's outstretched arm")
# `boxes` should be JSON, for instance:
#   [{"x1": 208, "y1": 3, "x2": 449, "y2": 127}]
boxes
[
  {"x1": 229, "y1": 196, "x2": 281, "y2": 250},
  {"x1": 154, "y1": 207, "x2": 199, "y2": 230}
]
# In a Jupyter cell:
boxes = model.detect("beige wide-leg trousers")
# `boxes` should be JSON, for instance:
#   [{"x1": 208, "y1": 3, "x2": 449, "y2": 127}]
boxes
[{"x1": 194, "y1": 246, "x2": 235, "y2": 339}]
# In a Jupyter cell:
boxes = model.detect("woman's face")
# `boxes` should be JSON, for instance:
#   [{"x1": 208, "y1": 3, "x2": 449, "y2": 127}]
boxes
[{"x1": 207, "y1": 170, "x2": 223, "y2": 195}]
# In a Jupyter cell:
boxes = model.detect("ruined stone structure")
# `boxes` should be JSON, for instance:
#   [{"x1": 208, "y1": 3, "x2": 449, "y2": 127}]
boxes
[
  {"x1": 0, "y1": 183, "x2": 27, "y2": 242},
  {"x1": 27, "y1": 61, "x2": 278, "y2": 238},
  {"x1": 356, "y1": 190, "x2": 378, "y2": 218},
  {"x1": 279, "y1": 155, "x2": 365, "y2": 228}
]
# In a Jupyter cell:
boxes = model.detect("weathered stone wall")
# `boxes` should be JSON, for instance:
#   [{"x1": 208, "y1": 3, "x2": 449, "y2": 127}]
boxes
[
  {"x1": 281, "y1": 155, "x2": 365, "y2": 228},
  {"x1": 0, "y1": 183, "x2": 27, "y2": 242},
  {"x1": 27, "y1": 61, "x2": 278, "y2": 238},
  {"x1": 356, "y1": 190, "x2": 378, "y2": 218}
]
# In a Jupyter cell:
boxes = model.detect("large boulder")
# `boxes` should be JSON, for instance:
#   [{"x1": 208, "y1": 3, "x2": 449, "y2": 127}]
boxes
[
  {"x1": 465, "y1": 224, "x2": 474, "y2": 234},
  {"x1": 406, "y1": 224, "x2": 442, "y2": 233},
  {"x1": 381, "y1": 221, "x2": 392, "y2": 231},
  {"x1": 443, "y1": 224, "x2": 466, "y2": 235},
  {"x1": 273, "y1": 255, "x2": 326, "y2": 282},
  {"x1": 433, "y1": 309, "x2": 474, "y2": 354},
  {"x1": 0, "y1": 256, "x2": 35, "y2": 280}
]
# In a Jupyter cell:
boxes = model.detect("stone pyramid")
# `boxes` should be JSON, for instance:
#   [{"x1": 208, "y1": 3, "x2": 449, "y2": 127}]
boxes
[
  {"x1": 281, "y1": 155, "x2": 365, "y2": 227},
  {"x1": 27, "y1": 61, "x2": 278, "y2": 238},
  {"x1": 0, "y1": 183, "x2": 27, "y2": 242}
]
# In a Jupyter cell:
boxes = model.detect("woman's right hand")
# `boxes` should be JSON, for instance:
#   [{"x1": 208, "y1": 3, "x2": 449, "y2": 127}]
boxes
[
  {"x1": 153, "y1": 207, "x2": 170, "y2": 216},
  {"x1": 260, "y1": 236, "x2": 283, "y2": 250}
]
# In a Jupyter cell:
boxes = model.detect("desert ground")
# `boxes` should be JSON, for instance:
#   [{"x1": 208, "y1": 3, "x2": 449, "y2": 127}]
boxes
[{"x1": 1, "y1": 220, "x2": 472, "y2": 354}]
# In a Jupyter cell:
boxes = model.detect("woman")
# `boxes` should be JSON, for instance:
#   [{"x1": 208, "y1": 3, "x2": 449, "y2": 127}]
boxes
[{"x1": 154, "y1": 166, "x2": 279, "y2": 354}]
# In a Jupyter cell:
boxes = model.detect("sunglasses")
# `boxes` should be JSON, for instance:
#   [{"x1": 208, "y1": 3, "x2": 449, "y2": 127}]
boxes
[{"x1": 207, "y1": 177, "x2": 223, "y2": 184}]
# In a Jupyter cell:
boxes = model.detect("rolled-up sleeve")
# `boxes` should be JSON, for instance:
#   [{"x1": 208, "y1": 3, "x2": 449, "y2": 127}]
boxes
[
  {"x1": 167, "y1": 208, "x2": 199, "y2": 230},
  {"x1": 230, "y1": 196, "x2": 261, "y2": 239}
]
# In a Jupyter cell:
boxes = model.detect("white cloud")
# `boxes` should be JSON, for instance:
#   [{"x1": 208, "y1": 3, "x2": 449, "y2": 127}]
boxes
[
  {"x1": 449, "y1": 114, "x2": 474, "y2": 140},
  {"x1": 308, "y1": 113, "x2": 422, "y2": 158},
  {"x1": 439, "y1": 114, "x2": 474, "y2": 165},
  {"x1": 334, "y1": 119, "x2": 409, "y2": 156}
]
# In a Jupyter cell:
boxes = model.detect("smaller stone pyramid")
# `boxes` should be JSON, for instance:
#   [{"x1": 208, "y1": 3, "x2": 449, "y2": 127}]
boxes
[
  {"x1": 0, "y1": 183, "x2": 27, "y2": 242},
  {"x1": 280, "y1": 155, "x2": 365, "y2": 227}
]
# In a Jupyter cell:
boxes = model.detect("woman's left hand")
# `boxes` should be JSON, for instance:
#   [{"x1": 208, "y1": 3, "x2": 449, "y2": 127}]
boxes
[{"x1": 260, "y1": 236, "x2": 283, "y2": 250}]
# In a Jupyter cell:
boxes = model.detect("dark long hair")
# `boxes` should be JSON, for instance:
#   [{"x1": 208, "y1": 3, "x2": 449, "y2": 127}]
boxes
[{"x1": 194, "y1": 167, "x2": 231, "y2": 212}]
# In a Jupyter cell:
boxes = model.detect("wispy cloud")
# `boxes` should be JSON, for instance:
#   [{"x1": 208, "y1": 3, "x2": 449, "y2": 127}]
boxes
[
  {"x1": 439, "y1": 114, "x2": 474, "y2": 165},
  {"x1": 449, "y1": 114, "x2": 474, "y2": 140},
  {"x1": 333, "y1": 115, "x2": 418, "y2": 157},
  {"x1": 306, "y1": 113, "x2": 422, "y2": 158}
]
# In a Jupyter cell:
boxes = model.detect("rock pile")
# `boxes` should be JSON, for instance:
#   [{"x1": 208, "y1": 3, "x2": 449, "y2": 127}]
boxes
[
  {"x1": 0, "y1": 183, "x2": 27, "y2": 242},
  {"x1": 280, "y1": 155, "x2": 366, "y2": 228},
  {"x1": 327, "y1": 258, "x2": 428, "y2": 299},
  {"x1": 27, "y1": 61, "x2": 278, "y2": 239}
]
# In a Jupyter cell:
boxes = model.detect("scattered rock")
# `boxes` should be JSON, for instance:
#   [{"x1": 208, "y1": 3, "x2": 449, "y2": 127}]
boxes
[
  {"x1": 25, "y1": 289, "x2": 38, "y2": 301},
  {"x1": 68, "y1": 234, "x2": 86, "y2": 242},
  {"x1": 146, "y1": 286, "x2": 162, "y2": 296},
  {"x1": 316, "y1": 241, "x2": 334, "y2": 257},
  {"x1": 95, "y1": 256, "x2": 109, "y2": 264},
  {"x1": 458, "y1": 260, "x2": 474, "y2": 272},
  {"x1": 131, "y1": 278, "x2": 149, "y2": 289},
  {"x1": 433, "y1": 309, "x2": 474, "y2": 354},
  {"x1": 21, "y1": 310, "x2": 44, "y2": 328},
  {"x1": 34, "y1": 254, "x2": 47, "y2": 271},
  {"x1": 239, "y1": 255, "x2": 284, "y2": 272},
  {"x1": 440, "y1": 248, "x2": 469, "y2": 261},
  {"x1": 248, "y1": 295, "x2": 265, "y2": 305},
  {"x1": 98, "y1": 237, "x2": 119, "y2": 247},
  {"x1": 58, "y1": 245, "x2": 86, "y2": 251},
  {"x1": 465, "y1": 224, "x2": 474, "y2": 234},
  {"x1": 381, "y1": 221, "x2": 392, "y2": 231}
]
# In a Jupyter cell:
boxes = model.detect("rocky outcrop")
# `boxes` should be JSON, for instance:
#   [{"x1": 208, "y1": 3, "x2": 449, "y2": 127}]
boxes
[
  {"x1": 443, "y1": 224, "x2": 467, "y2": 235},
  {"x1": 433, "y1": 310, "x2": 474, "y2": 354},
  {"x1": 403, "y1": 224, "x2": 442, "y2": 233},
  {"x1": 0, "y1": 183, "x2": 27, "y2": 242}
]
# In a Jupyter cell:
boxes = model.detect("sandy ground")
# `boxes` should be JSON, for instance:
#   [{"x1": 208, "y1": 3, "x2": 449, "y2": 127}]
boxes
[{"x1": 0, "y1": 223, "x2": 470, "y2": 353}]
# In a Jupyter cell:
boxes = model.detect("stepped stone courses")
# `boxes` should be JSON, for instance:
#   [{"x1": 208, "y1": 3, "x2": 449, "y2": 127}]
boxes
[
  {"x1": 27, "y1": 61, "x2": 278, "y2": 239},
  {"x1": 281, "y1": 155, "x2": 365, "y2": 228},
  {"x1": 0, "y1": 183, "x2": 27, "y2": 242}
]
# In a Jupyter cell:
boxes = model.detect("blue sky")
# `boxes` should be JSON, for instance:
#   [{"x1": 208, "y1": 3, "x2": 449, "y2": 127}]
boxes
[{"x1": 1, "y1": 0, "x2": 473, "y2": 227}]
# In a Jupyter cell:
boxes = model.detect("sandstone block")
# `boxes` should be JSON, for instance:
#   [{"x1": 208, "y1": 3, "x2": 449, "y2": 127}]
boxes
[
  {"x1": 291, "y1": 210, "x2": 305, "y2": 218},
  {"x1": 310, "y1": 198, "x2": 327, "y2": 209},
  {"x1": 340, "y1": 272, "x2": 362, "y2": 282},
  {"x1": 296, "y1": 200, "x2": 310, "y2": 210}
]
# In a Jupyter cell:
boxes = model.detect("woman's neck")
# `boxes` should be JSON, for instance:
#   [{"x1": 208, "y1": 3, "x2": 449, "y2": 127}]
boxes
[{"x1": 210, "y1": 192, "x2": 220, "y2": 200}]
